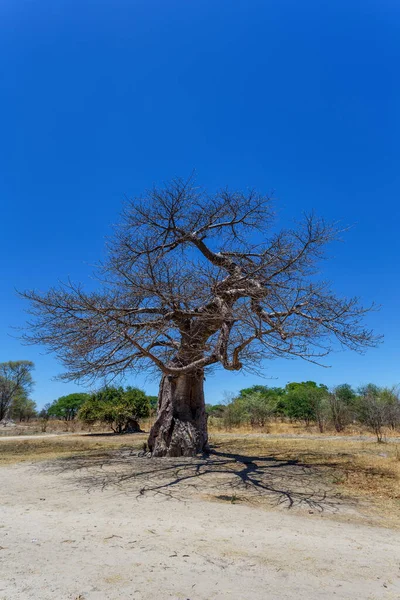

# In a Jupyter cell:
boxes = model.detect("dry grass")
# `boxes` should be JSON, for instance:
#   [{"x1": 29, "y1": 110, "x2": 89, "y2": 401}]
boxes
[
  {"x1": 211, "y1": 434, "x2": 400, "y2": 519},
  {"x1": 0, "y1": 419, "x2": 113, "y2": 437},
  {"x1": 208, "y1": 419, "x2": 400, "y2": 438},
  {"x1": 1, "y1": 431, "x2": 399, "y2": 523},
  {"x1": 2, "y1": 417, "x2": 398, "y2": 439},
  {"x1": 0, "y1": 433, "x2": 147, "y2": 465}
]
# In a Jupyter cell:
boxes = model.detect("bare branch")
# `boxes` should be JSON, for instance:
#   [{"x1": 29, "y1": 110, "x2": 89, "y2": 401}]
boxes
[{"x1": 20, "y1": 177, "x2": 379, "y2": 384}]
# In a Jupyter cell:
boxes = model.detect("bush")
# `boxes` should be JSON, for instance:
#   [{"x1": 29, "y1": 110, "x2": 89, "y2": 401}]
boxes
[
  {"x1": 357, "y1": 384, "x2": 400, "y2": 442},
  {"x1": 211, "y1": 381, "x2": 400, "y2": 439},
  {"x1": 78, "y1": 386, "x2": 150, "y2": 433},
  {"x1": 206, "y1": 404, "x2": 226, "y2": 418},
  {"x1": 48, "y1": 393, "x2": 89, "y2": 421},
  {"x1": 147, "y1": 395, "x2": 158, "y2": 416},
  {"x1": 284, "y1": 382, "x2": 329, "y2": 432},
  {"x1": 10, "y1": 392, "x2": 37, "y2": 422},
  {"x1": 328, "y1": 384, "x2": 357, "y2": 432},
  {"x1": 223, "y1": 386, "x2": 283, "y2": 429}
]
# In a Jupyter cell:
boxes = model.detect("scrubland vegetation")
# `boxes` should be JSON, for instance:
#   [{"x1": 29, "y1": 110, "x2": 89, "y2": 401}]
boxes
[
  {"x1": 2, "y1": 376, "x2": 400, "y2": 516},
  {"x1": 1, "y1": 431, "x2": 399, "y2": 522},
  {"x1": 3, "y1": 365, "x2": 399, "y2": 524},
  {"x1": 208, "y1": 382, "x2": 400, "y2": 442},
  {"x1": 3, "y1": 373, "x2": 400, "y2": 445}
]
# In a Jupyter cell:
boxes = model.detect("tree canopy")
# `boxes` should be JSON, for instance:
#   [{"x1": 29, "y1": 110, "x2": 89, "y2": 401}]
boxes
[
  {"x1": 209, "y1": 381, "x2": 399, "y2": 440},
  {"x1": 78, "y1": 386, "x2": 150, "y2": 433},
  {"x1": 47, "y1": 393, "x2": 89, "y2": 421},
  {"x1": 21, "y1": 178, "x2": 378, "y2": 455},
  {"x1": 22, "y1": 179, "x2": 377, "y2": 381},
  {"x1": 10, "y1": 390, "x2": 37, "y2": 422}
]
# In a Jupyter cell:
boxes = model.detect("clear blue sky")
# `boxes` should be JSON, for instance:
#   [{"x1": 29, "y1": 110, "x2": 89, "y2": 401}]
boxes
[{"x1": 1, "y1": 0, "x2": 399, "y2": 408}]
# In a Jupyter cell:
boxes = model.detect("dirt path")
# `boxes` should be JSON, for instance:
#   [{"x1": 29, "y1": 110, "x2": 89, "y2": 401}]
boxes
[
  {"x1": 0, "y1": 433, "x2": 71, "y2": 442},
  {"x1": 1, "y1": 430, "x2": 399, "y2": 443},
  {"x1": 1, "y1": 458, "x2": 399, "y2": 600}
]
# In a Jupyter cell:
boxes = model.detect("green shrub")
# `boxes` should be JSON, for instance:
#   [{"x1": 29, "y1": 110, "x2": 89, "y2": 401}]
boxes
[{"x1": 78, "y1": 386, "x2": 150, "y2": 433}]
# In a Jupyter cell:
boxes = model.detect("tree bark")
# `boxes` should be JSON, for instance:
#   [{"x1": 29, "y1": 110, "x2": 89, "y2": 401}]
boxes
[
  {"x1": 148, "y1": 370, "x2": 209, "y2": 457},
  {"x1": 122, "y1": 418, "x2": 143, "y2": 434}
]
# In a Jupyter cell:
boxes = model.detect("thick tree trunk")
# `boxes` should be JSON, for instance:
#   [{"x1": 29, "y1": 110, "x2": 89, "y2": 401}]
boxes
[
  {"x1": 148, "y1": 370, "x2": 209, "y2": 457},
  {"x1": 122, "y1": 418, "x2": 143, "y2": 433}
]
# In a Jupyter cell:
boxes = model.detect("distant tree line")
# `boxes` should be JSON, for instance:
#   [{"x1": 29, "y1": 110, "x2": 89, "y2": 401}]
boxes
[
  {"x1": 40, "y1": 386, "x2": 152, "y2": 433},
  {"x1": 2, "y1": 360, "x2": 398, "y2": 443},
  {"x1": 32, "y1": 381, "x2": 400, "y2": 443},
  {"x1": 206, "y1": 382, "x2": 400, "y2": 442},
  {"x1": 0, "y1": 359, "x2": 154, "y2": 433}
]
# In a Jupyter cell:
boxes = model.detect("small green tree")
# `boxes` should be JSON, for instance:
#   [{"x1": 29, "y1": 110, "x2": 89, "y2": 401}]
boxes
[
  {"x1": 10, "y1": 391, "x2": 37, "y2": 422},
  {"x1": 147, "y1": 395, "x2": 158, "y2": 416},
  {"x1": 48, "y1": 393, "x2": 89, "y2": 421},
  {"x1": 243, "y1": 388, "x2": 281, "y2": 427},
  {"x1": 205, "y1": 404, "x2": 226, "y2": 418},
  {"x1": 244, "y1": 392, "x2": 276, "y2": 427},
  {"x1": 223, "y1": 397, "x2": 248, "y2": 429},
  {"x1": 223, "y1": 386, "x2": 283, "y2": 429},
  {"x1": 78, "y1": 386, "x2": 150, "y2": 433},
  {"x1": 284, "y1": 381, "x2": 329, "y2": 432}
]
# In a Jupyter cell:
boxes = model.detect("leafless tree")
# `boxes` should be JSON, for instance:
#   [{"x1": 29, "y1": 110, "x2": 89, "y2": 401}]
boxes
[
  {"x1": 0, "y1": 361, "x2": 35, "y2": 422},
  {"x1": 21, "y1": 178, "x2": 378, "y2": 455},
  {"x1": 328, "y1": 384, "x2": 356, "y2": 432},
  {"x1": 358, "y1": 385, "x2": 389, "y2": 442}
]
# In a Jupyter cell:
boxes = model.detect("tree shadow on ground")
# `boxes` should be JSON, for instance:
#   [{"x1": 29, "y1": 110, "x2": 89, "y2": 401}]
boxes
[
  {"x1": 43, "y1": 443, "x2": 352, "y2": 514},
  {"x1": 79, "y1": 431, "x2": 147, "y2": 437}
]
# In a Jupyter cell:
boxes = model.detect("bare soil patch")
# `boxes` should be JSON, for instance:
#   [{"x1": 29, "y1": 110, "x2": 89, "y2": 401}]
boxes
[{"x1": 1, "y1": 433, "x2": 400, "y2": 599}]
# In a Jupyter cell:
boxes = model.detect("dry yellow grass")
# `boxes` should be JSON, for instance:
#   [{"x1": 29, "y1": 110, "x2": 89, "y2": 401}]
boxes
[
  {"x1": 1, "y1": 431, "x2": 399, "y2": 523},
  {"x1": 0, "y1": 419, "x2": 114, "y2": 437},
  {"x1": 207, "y1": 418, "x2": 400, "y2": 438},
  {"x1": 210, "y1": 434, "x2": 400, "y2": 519},
  {"x1": 0, "y1": 433, "x2": 147, "y2": 465},
  {"x1": 3, "y1": 417, "x2": 397, "y2": 439}
]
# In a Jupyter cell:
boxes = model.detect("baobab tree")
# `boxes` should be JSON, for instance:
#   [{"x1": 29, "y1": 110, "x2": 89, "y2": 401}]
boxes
[{"x1": 22, "y1": 179, "x2": 377, "y2": 455}]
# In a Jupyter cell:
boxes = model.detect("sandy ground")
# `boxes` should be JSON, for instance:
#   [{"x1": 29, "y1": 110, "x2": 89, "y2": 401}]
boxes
[
  {"x1": 1, "y1": 452, "x2": 400, "y2": 600},
  {"x1": 0, "y1": 434, "x2": 71, "y2": 441},
  {"x1": 1, "y1": 431, "x2": 399, "y2": 442}
]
